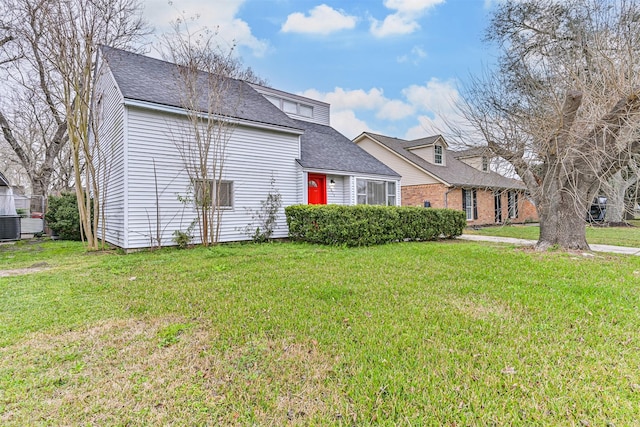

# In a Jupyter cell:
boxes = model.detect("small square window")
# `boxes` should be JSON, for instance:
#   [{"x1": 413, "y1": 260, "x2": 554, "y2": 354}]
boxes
[
  {"x1": 216, "y1": 181, "x2": 233, "y2": 208},
  {"x1": 193, "y1": 179, "x2": 233, "y2": 208},
  {"x1": 194, "y1": 179, "x2": 213, "y2": 207}
]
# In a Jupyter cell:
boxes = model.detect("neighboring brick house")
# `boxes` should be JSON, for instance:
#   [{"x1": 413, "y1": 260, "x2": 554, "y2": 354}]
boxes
[{"x1": 353, "y1": 132, "x2": 538, "y2": 225}]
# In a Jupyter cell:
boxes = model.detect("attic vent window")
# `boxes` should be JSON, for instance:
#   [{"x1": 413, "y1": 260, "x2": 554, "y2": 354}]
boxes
[
  {"x1": 482, "y1": 156, "x2": 489, "y2": 172},
  {"x1": 434, "y1": 145, "x2": 443, "y2": 164}
]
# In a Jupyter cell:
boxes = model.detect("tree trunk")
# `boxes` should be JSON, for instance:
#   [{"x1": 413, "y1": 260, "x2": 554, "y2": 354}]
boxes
[
  {"x1": 29, "y1": 177, "x2": 48, "y2": 213},
  {"x1": 537, "y1": 188, "x2": 590, "y2": 251},
  {"x1": 603, "y1": 171, "x2": 631, "y2": 223}
]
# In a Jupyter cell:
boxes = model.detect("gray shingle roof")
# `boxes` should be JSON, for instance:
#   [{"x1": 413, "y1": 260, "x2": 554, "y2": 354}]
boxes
[
  {"x1": 360, "y1": 132, "x2": 525, "y2": 189},
  {"x1": 296, "y1": 121, "x2": 399, "y2": 177},
  {"x1": 400, "y1": 135, "x2": 443, "y2": 149},
  {"x1": 451, "y1": 146, "x2": 490, "y2": 159},
  {"x1": 100, "y1": 46, "x2": 301, "y2": 131}
]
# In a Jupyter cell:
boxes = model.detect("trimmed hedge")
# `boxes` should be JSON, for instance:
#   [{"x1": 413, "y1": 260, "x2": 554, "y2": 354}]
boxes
[{"x1": 285, "y1": 204, "x2": 466, "y2": 246}]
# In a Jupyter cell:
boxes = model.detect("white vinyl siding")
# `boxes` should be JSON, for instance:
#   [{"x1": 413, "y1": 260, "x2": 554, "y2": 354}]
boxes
[
  {"x1": 326, "y1": 175, "x2": 347, "y2": 205},
  {"x1": 407, "y1": 146, "x2": 433, "y2": 162},
  {"x1": 123, "y1": 106, "x2": 300, "y2": 249},
  {"x1": 94, "y1": 66, "x2": 126, "y2": 247}
]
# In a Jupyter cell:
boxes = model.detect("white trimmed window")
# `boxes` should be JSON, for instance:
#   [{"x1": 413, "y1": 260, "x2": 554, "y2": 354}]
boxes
[
  {"x1": 462, "y1": 189, "x2": 477, "y2": 220},
  {"x1": 194, "y1": 179, "x2": 233, "y2": 209},
  {"x1": 356, "y1": 179, "x2": 397, "y2": 206},
  {"x1": 482, "y1": 156, "x2": 489, "y2": 172},
  {"x1": 434, "y1": 145, "x2": 443, "y2": 164}
]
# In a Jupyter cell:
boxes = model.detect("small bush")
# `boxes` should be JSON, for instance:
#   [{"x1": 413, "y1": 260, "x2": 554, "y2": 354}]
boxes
[
  {"x1": 285, "y1": 204, "x2": 465, "y2": 246},
  {"x1": 172, "y1": 229, "x2": 193, "y2": 249},
  {"x1": 45, "y1": 193, "x2": 82, "y2": 241}
]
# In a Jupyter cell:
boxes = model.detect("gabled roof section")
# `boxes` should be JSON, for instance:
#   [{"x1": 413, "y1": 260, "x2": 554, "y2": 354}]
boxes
[
  {"x1": 99, "y1": 46, "x2": 301, "y2": 131},
  {"x1": 356, "y1": 132, "x2": 525, "y2": 190},
  {"x1": 401, "y1": 135, "x2": 446, "y2": 149},
  {"x1": 451, "y1": 146, "x2": 490, "y2": 159},
  {"x1": 296, "y1": 121, "x2": 399, "y2": 177}
]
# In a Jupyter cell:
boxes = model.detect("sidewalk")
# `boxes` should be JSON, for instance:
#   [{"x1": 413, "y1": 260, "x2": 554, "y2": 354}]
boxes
[{"x1": 458, "y1": 234, "x2": 640, "y2": 256}]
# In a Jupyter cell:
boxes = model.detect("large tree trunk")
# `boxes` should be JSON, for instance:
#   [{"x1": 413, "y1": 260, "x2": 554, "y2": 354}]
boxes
[{"x1": 537, "y1": 186, "x2": 590, "y2": 251}]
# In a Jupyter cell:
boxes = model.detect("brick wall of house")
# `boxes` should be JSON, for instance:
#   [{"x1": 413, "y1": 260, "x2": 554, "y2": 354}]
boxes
[
  {"x1": 402, "y1": 184, "x2": 538, "y2": 225},
  {"x1": 402, "y1": 183, "x2": 450, "y2": 208}
]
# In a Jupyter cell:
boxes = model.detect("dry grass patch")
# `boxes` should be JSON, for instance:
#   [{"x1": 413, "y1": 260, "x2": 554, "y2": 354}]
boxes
[
  {"x1": 0, "y1": 316, "x2": 349, "y2": 425},
  {"x1": 0, "y1": 262, "x2": 50, "y2": 277},
  {"x1": 447, "y1": 295, "x2": 517, "y2": 321}
]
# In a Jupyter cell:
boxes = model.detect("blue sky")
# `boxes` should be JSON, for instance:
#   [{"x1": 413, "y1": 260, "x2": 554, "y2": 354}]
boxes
[{"x1": 143, "y1": 0, "x2": 498, "y2": 140}]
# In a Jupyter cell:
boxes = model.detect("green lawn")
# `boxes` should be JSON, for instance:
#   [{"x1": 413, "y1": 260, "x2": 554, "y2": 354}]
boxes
[
  {"x1": 1, "y1": 239, "x2": 640, "y2": 425},
  {"x1": 465, "y1": 222, "x2": 640, "y2": 247}
]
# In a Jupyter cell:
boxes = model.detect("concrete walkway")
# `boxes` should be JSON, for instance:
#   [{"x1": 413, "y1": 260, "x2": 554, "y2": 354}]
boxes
[{"x1": 458, "y1": 234, "x2": 640, "y2": 256}]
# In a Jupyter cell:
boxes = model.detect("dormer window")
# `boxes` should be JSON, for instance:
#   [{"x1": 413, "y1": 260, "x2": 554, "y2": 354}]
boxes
[
  {"x1": 283, "y1": 100, "x2": 297, "y2": 114},
  {"x1": 299, "y1": 104, "x2": 313, "y2": 117},
  {"x1": 434, "y1": 145, "x2": 443, "y2": 164},
  {"x1": 482, "y1": 156, "x2": 489, "y2": 172},
  {"x1": 265, "y1": 95, "x2": 313, "y2": 118}
]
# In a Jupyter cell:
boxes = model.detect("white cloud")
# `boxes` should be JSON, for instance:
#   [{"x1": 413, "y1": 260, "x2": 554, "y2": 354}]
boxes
[
  {"x1": 330, "y1": 110, "x2": 375, "y2": 139},
  {"x1": 370, "y1": 14, "x2": 419, "y2": 37},
  {"x1": 143, "y1": 0, "x2": 268, "y2": 57},
  {"x1": 300, "y1": 78, "x2": 464, "y2": 141},
  {"x1": 281, "y1": 4, "x2": 357, "y2": 35},
  {"x1": 402, "y1": 78, "x2": 469, "y2": 139},
  {"x1": 370, "y1": 0, "x2": 445, "y2": 37},
  {"x1": 403, "y1": 78, "x2": 460, "y2": 113},
  {"x1": 376, "y1": 100, "x2": 414, "y2": 120},
  {"x1": 397, "y1": 45, "x2": 427, "y2": 64},
  {"x1": 300, "y1": 87, "x2": 387, "y2": 110},
  {"x1": 384, "y1": 0, "x2": 447, "y2": 13}
]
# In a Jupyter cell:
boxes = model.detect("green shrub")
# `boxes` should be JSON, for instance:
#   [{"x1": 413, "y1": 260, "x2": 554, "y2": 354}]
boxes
[
  {"x1": 45, "y1": 193, "x2": 82, "y2": 241},
  {"x1": 285, "y1": 205, "x2": 465, "y2": 246}
]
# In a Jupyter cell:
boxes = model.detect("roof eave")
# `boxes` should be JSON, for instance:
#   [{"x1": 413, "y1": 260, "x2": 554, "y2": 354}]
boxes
[{"x1": 123, "y1": 98, "x2": 305, "y2": 135}]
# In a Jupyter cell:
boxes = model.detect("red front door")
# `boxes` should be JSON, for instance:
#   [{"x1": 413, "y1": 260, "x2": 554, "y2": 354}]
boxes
[{"x1": 307, "y1": 174, "x2": 326, "y2": 205}]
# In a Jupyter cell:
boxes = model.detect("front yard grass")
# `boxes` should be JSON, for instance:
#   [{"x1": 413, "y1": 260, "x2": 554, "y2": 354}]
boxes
[
  {"x1": 465, "y1": 223, "x2": 640, "y2": 247},
  {"x1": 1, "y1": 239, "x2": 640, "y2": 425}
]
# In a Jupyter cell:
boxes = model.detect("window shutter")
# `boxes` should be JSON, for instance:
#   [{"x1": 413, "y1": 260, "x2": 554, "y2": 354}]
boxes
[
  {"x1": 473, "y1": 190, "x2": 478, "y2": 219},
  {"x1": 462, "y1": 189, "x2": 467, "y2": 212}
]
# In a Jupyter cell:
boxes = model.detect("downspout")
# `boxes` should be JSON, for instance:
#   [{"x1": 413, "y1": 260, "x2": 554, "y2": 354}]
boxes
[{"x1": 444, "y1": 186, "x2": 454, "y2": 208}]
